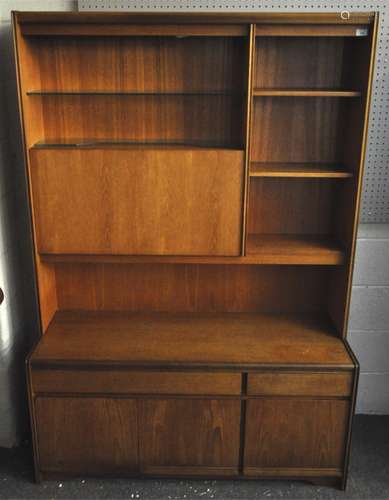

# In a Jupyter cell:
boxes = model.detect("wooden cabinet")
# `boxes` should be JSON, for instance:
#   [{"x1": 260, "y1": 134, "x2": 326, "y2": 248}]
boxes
[
  {"x1": 139, "y1": 399, "x2": 241, "y2": 475},
  {"x1": 14, "y1": 11, "x2": 377, "y2": 489},
  {"x1": 35, "y1": 397, "x2": 138, "y2": 475}
]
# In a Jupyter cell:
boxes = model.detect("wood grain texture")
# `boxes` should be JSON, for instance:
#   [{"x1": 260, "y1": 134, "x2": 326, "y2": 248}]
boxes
[
  {"x1": 245, "y1": 234, "x2": 344, "y2": 265},
  {"x1": 32, "y1": 370, "x2": 242, "y2": 395},
  {"x1": 139, "y1": 399, "x2": 240, "y2": 471},
  {"x1": 35, "y1": 397, "x2": 138, "y2": 474},
  {"x1": 254, "y1": 38, "x2": 352, "y2": 90},
  {"x1": 54, "y1": 264, "x2": 329, "y2": 313},
  {"x1": 248, "y1": 179, "x2": 338, "y2": 236},
  {"x1": 21, "y1": 23, "x2": 247, "y2": 37},
  {"x1": 251, "y1": 97, "x2": 344, "y2": 163},
  {"x1": 30, "y1": 311, "x2": 353, "y2": 368},
  {"x1": 247, "y1": 371, "x2": 353, "y2": 397},
  {"x1": 26, "y1": 37, "x2": 244, "y2": 93},
  {"x1": 244, "y1": 399, "x2": 349, "y2": 469},
  {"x1": 30, "y1": 148, "x2": 244, "y2": 256}
]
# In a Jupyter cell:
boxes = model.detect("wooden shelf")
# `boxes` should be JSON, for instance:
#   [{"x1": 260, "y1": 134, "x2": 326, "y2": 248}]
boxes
[
  {"x1": 246, "y1": 234, "x2": 345, "y2": 265},
  {"x1": 253, "y1": 89, "x2": 361, "y2": 97},
  {"x1": 31, "y1": 310, "x2": 353, "y2": 369},
  {"x1": 31, "y1": 139, "x2": 243, "y2": 150},
  {"x1": 250, "y1": 162, "x2": 353, "y2": 178},
  {"x1": 27, "y1": 90, "x2": 241, "y2": 96}
]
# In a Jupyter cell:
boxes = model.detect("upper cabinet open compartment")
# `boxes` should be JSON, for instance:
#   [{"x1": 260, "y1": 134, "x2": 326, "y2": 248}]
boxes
[
  {"x1": 20, "y1": 33, "x2": 248, "y2": 149},
  {"x1": 254, "y1": 35, "x2": 370, "y2": 95}
]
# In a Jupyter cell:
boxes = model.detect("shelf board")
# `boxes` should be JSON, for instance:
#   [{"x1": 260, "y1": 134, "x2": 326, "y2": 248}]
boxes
[
  {"x1": 31, "y1": 310, "x2": 353, "y2": 369},
  {"x1": 253, "y1": 88, "x2": 361, "y2": 97},
  {"x1": 250, "y1": 162, "x2": 353, "y2": 179},
  {"x1": 246, "y1": 234, "x2": 345, "y2": 265},
  {"x1": 27, "y1": 90, "x2": 241, "y2": 96},
  {"x1": 31, "y1": 139, "x2": 243, "y2": 151}
]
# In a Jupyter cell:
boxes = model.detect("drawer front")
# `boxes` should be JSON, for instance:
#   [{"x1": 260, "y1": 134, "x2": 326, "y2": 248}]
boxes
[
  {"x1": 32, "y1": 369, "x2": 242, "y2": 396},
  {"x1": 247, "y1": 371, "x2": 353, "y2": 397}
]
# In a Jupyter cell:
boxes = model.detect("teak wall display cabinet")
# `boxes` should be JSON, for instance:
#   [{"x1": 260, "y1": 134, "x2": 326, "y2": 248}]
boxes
[{"x1": 13, "y1": 11, "x2": 377, "y2": 489}]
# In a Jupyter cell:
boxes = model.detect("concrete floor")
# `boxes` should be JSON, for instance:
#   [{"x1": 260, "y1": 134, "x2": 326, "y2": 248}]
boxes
[{"x1": 0, "y1": 415, "x2": 388, "y2": 500}]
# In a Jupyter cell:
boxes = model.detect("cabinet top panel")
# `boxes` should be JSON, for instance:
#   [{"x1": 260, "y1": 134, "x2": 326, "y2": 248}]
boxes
[
  {"x1": 14, "y1": 12, "x2": 375, "y2": 25},
  {"x1": 30, "y1": 311, "x2": 354, "y2": 370}
]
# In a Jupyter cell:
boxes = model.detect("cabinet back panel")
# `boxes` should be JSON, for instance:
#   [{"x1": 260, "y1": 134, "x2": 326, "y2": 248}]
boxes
[
  {"x1": 248, "y1": 178, "x2": 338, "y2": 235},
  {"x1": 29, "y1": 95, "x2": 243, "y2": 146},
  {"x1": 26, "y1": 37, "x2": 245, "y2": 92},
  {"x1": 251, "y1": 97, "x2": 344, "y2": 163},
  {"x1": 254, "y1": 37, "x2": 354, "y2": 90},
  {"x1": 30, "y1": 148, "x2": 244, "y2": 256},
  {"x1": 55, "y1": 263, "x2": 329, "y2": 313}
]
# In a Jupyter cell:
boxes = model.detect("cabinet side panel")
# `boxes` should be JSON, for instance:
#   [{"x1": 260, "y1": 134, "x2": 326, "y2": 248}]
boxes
[
  {"x1": 328, "y1": 17, "x2": 378, "y2": 336},
  {"x1": 13, "y1": 14, "x2": 57, "y2": 330}
]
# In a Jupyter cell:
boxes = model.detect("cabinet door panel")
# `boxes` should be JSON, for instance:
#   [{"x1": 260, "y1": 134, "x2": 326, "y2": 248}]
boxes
[
  {"x1": 139, "y1": 399, "x2": 241, "y2": 475},
  {"x1": 30, "y1": 148, "x2": 244, "y2": 256},
  {"x1": 244, "y1": 399, "x2": 349, "y2": 474},
  {"x1": 35, "y1": 397, "x2": 138, "y2": 475}
]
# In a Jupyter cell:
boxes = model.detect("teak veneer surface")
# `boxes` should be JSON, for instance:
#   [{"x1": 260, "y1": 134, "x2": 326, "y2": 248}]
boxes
[
  {"x1": 31, "y1": 311, "x2": 353, "y2": 368},
  {"x1": 24, "y1": 37, "x2": 244, "y2": 93},
  {"x1": 30, "y1": 148, "x2": 244, "y2": 255}
]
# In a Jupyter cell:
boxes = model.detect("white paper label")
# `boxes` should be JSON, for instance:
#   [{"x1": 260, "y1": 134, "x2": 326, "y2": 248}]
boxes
[{"x1": 356, "y1": 28, "x2": 369, "y2": 37}]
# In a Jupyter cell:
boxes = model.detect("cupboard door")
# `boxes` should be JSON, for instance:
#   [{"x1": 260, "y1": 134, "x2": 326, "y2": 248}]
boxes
[
  {"x1": 244, "y1": 399, "x2": 349, "y2": 477},
  {"x1": 35, "y1": 397, "x2": 138, "y2": 475},
  {"x1": 30, "y1": 148, "x2": 244, "y2": 256},
  {"x1": 139, "y1": 399, "x2": 241, "y2": 476}
]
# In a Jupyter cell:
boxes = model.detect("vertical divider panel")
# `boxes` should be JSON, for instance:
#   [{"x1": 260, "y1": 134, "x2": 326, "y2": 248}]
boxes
[{"x1": 242, "y1": 24, "x2": 256, "y2": 255}]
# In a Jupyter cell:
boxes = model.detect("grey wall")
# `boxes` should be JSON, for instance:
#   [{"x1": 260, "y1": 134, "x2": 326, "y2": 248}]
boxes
[{"x1": 350, "y1": 224, "x2": 389, "y2": 414}]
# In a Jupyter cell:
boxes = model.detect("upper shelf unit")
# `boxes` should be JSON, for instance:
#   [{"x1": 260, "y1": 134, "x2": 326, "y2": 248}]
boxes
[{"x1": 19, "y1": 35, "x2": 248, "y2": 149}]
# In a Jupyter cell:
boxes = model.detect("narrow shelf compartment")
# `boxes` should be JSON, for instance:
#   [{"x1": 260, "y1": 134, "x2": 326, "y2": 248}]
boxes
[
  {"x1": 246, "y1": 234, "x2": 345, "y2": 265},
  {"x1": 253, "y1": 89, "x2": 361, "y2": 97},
  {"x1": 31, "y1": 139, "x2": 244, "y2": 150},
  {"x1": 27, "y1": 90, "x2": 241, "y2": 96},
  {"x1": 31, "y1": 310, "x2": 353, "y2": 369},
  {"x1": 250, "y1": 162, "x2": 353, "y2": 179}
]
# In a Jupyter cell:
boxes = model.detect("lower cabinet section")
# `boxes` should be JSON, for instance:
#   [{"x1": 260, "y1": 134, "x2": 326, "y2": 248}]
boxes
[
  {"x1": 35, "y1": 397, "x2": 241, "y2": 477},
  {"x1": 244, "y1": 399, "x2": 350, "y2": 477},
  {"x1": 35, "y1": 397, "x2": 138, "y2": 475},
  {"x1": 31, "y1": 369, "x2": 354, "y2": 486},
  {"x1": 139, "y1": 399, "x2": 241, "y2": 476}
]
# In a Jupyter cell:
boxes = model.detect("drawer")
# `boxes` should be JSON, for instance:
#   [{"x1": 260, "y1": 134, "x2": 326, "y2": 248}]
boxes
[
  {"x1": 32, "y1": 369, "x2": 242, "y2": 396},
  {"x1": 247, "y1": 371, "x2": 353, "y2": 397}
]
